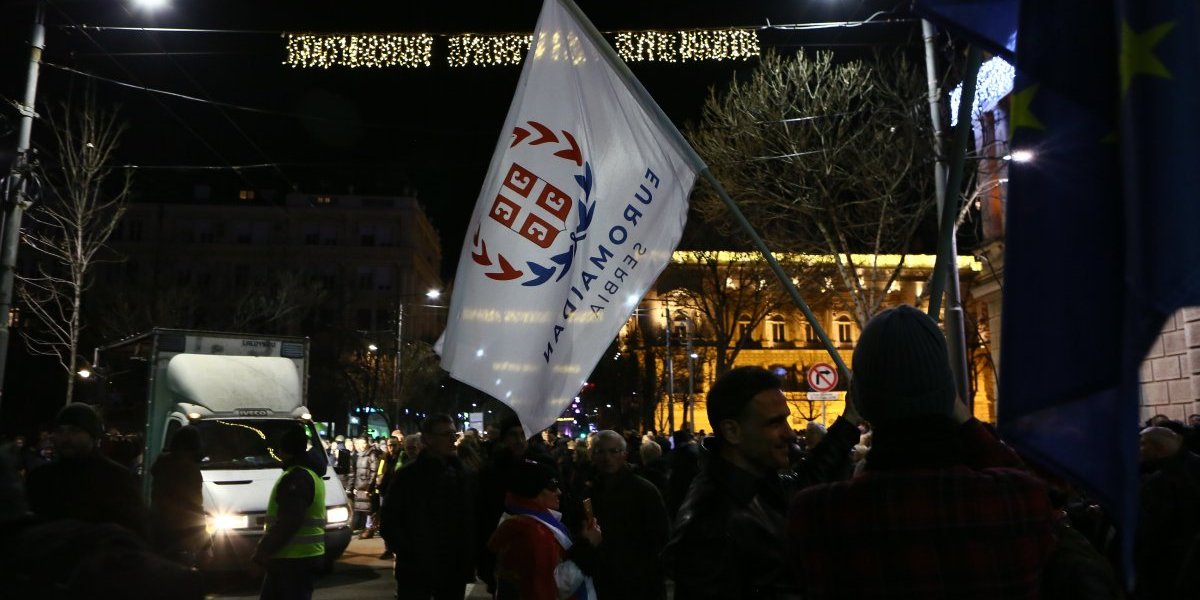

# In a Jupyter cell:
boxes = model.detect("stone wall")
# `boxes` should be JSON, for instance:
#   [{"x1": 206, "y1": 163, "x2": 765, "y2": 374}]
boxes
[{"x1": 1141, "y1": 307, "x2": 1200, "y2": 422}]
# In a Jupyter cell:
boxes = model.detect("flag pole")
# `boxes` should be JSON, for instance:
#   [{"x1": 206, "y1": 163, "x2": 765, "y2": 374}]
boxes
[
  {"x1": 928, "y1": 45, "x2": 983, "y2": 406},
  {"x1": 556, "y1": 0, "x2": 851, "y2": 382}
]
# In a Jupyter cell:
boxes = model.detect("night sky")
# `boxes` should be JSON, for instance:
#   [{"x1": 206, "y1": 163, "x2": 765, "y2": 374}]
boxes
[{"x1": 1, "y1": 0, "x2": 920, "y2": 276}]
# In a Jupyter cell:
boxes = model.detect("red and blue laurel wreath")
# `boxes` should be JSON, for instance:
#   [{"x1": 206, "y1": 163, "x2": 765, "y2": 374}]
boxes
[{"x1": 471, "y1": 121, "x2": 594, "y2": 287}]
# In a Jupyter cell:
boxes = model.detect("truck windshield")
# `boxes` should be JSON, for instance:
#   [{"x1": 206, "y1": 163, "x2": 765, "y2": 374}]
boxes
[{"x1": 192, "y1": 419, "x2": 327, "y2": 470}]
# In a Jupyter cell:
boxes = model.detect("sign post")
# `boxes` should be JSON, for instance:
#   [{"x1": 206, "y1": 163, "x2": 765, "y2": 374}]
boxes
[{"x1": 806, "y1": 362, "x2": 839, "y2": 424}]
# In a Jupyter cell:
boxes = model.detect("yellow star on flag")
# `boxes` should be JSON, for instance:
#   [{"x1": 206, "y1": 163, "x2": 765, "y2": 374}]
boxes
[
  {"x1": 1121, "y1": 21, "x2": 1175, "y2": 93},
  {"x1": 1008, "y1": 84, "x2": 1044, "y2": 139}
]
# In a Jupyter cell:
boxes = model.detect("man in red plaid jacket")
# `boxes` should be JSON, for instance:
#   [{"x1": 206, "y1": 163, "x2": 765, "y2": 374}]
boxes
[{"x1": 787, "y1": 305, "x2": 1057, "y2": 599}]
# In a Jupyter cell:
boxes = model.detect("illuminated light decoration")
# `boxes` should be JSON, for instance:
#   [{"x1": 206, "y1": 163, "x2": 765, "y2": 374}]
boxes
[
  {"x1": 448, "y1": 34, "x2": 532, "y2": 67},
  {"x1": 616, "y1": 31, "x2": 677, "y2": 62},
  {"x1": 285, "y1": 28, "x2": 759, "y2": 69},
  {"x1": 283, "y1": 33, "x2": 434, "y2": 69},
  {"x1": 949, "y1": 56, "x2": 1015, "y2": 126},
  {"x1": 615, "y1": 29, "x2": 760, "y2": 63},
  {"x1": 678, "y1": 29, "x2": 760, "y2": 62}
]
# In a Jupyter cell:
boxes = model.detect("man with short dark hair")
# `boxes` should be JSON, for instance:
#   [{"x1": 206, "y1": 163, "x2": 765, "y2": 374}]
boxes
[
  {"x1": 381, "y1": 414, "x2": 474, "y2": 600},
  {"x1": 663, "y1": 366, "x2": 860, "y2": 599}
]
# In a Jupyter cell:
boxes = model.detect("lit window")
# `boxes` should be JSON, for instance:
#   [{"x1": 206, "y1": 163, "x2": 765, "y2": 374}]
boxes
[
  {"x1": 316, "y1": 195, "x2": 333, "y2": 205},
  {"x1": 239, "y1": 189, "x2": 255, "y2": 200},
  {"x1": 768, "y1": 314, "x2": 785, "y2": 342},
  {"x1": 836, "y1": 315, "x2": 854, "y2": 343}
]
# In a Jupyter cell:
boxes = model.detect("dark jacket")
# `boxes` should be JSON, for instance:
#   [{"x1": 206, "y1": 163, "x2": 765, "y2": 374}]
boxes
[
  {"x1": 589, "y1": 466, "x2": 670, "y2": 600},
  {"x1": 1137, "y1": 449, "x2": 1200, "y2": 599},
  {"x1": 149, "y1": 450, "x2": 206, "y2": 558},
  {"x1": 382, "y1": 452, "x2": 475, "y2": 582},
  {"x1": 663, "y1": 417, "x2": 858, "y2": 600},
  {"x1": 25, "y1": 449, "x2": 149, "y2": 540}
]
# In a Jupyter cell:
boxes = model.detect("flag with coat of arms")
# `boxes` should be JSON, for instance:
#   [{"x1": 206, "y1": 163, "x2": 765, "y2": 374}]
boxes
[{"x1": 436, "y1": 0, "x2": 700, "y2": 436}]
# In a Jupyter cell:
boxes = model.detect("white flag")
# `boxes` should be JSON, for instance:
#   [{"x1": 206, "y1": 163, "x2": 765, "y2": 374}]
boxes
[{"x1": 435, "y1": 0, "x2": 700, "y2": 437}]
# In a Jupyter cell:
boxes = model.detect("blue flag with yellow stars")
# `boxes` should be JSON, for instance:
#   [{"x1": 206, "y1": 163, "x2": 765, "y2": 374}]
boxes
[
  {"x1": 912, "y1": 0, "x2": 1019, "y2": 59},
  {"x1": 999, "y1": 0, "x2": 1200, "y2": 584}
]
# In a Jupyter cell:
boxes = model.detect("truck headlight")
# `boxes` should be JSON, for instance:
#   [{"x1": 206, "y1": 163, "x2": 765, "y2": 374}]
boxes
[
  {"x1": 205, "y1": 513, "x2": 249, "y2": 534},
  {"x1": 326, "y1": 505, "x2": 350, "y2": 525}
]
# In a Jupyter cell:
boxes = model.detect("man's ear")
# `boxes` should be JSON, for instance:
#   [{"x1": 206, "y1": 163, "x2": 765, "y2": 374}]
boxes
[{"x1": 718, "y1": 418, "x2": 742, "y2": 446}]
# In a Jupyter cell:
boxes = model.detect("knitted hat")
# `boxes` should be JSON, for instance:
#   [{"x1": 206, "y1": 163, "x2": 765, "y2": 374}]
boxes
[
  {"x1": 54, "y1": 403, "x2": 103, "y2": 441},
  {"x1": 508, "y1": 460, "x2": 558, "y2": 498},
  {"x1": 277, "y1": 425, "x2": 309, "y2": 457},
  {"x1": 851, "y1": 305, "x2": 955, "y2": 424}
]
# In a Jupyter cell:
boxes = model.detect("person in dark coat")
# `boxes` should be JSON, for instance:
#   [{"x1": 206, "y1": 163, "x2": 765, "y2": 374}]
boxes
[
  {"x1": 2, "y1": 443, "x2": 204, "y2": 600},
  {"x1": 25, "y1": 403, "x2": 149, "y2": 540},
  {"x1": 150, "y1": 425, "x2": 208, "y2": 566},
  {"x1": 787, "y1": 305, "x2": 1057, "y2": 599},
  {"x1": 664, "y1": 429, "x2": 700, "y2": 520},
  {"x1": 381, "y1": 414, "x2": 475, "y2": 600},
  {"x1": 635, "y1": 440, "x2": 671, "y2": 503},
  {"x1": 663, "y1": 366, "x2": 861, "y2": 600},
  {"x1": 586, "y1": 430, "x2": 670, "y2": 600},
  {"x1": 1136, "y1": 425, "x2": 1200, "y2": 599}
]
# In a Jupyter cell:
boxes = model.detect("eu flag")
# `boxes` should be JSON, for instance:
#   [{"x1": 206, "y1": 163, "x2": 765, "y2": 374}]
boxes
[
  {"x1": 912, "y1": 0, "x2": 1019, "y2": 59},
  {"x1": 999, "y1": 0, "x2": 1200, "y2": 582}
]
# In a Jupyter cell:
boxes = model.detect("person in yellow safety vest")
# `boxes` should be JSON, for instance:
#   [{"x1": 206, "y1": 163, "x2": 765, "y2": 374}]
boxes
[{"x1": 252, "y1": 425, "x2": 326, "y2": 600}]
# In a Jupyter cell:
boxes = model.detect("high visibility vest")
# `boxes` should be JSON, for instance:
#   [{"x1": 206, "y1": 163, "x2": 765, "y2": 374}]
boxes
[{"x1": 265, "y1": 465, "x2": 326, "y2": 559}]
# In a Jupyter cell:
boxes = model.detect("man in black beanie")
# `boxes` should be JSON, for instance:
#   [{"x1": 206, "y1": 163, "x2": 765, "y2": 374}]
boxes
[
  {"x1": 787, "y1": 305, "x2": 1058, "y2": 599},
  {"x1": 25, "y1": 402, "x2": 148, "y2": 539},
  {"x1": 663, "y1": 365, "x2": 861, "y2": 599}
]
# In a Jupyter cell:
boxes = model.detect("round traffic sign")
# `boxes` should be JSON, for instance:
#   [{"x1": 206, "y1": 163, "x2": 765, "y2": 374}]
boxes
[{"x1": 806, "y1": 362, "x2": 838, "y2": 392}]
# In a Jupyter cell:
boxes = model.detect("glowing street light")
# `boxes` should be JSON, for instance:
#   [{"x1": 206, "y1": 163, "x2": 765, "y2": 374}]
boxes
[{"x1": 132, "y1": 0, "x2": 170, "y2": 10}]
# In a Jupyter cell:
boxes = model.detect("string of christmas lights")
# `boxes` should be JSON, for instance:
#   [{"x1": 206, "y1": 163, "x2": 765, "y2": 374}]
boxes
[
  {"x1": 285, "y1": 28, "x2": 760, "y2": 69},
  {"x1": 618, "y1": 29, "x2": 760, "y2": 63},
  {"x1": 284, "y1": 34, "x2": 434, "y2": 69},
  {"x1": 448, "y1": 34, "x2": 532, "y2": 67}
]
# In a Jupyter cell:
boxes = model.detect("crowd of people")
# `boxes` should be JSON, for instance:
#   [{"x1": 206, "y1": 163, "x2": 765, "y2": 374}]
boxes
[{"x1": 2, "y1": 304, "x2": 1200, "y2": 599}]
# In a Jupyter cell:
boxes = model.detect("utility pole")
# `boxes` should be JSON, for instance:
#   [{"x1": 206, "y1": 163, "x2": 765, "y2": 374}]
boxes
[
  {"x1": 664, "y1": 306, "x2": 674, "y2": 434},
  {"x1": 393, "y1": 303, "x2": 403, "y2": 430},
  {"x1": 0, "y1": 1, "x2": 45, "y2": 415}
]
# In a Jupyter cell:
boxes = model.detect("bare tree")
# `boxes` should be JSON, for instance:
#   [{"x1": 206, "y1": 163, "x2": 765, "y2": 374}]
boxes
[
  {"x1": 688, "y1": 51, "x2": 935, "y2": 327},
  {"x1": 667, "y1": 250, "x2": 830, "y2": 376},
  {"x1": 229, "y1": 270, "x2": 328, "y2": 332},
  {"x1": 18, "y1": 94, "x2": 131, "y2": 405}
]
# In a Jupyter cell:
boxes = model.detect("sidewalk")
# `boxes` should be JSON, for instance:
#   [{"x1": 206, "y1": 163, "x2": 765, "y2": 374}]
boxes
[{"x1": 343, "y1": 535, "x2": 493, "y2": 599}]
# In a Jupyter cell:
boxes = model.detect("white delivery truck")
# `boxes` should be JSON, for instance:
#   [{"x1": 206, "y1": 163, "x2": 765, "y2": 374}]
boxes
[{"x1": 94, "y1": 329, "x2": 353, "y2": 571}]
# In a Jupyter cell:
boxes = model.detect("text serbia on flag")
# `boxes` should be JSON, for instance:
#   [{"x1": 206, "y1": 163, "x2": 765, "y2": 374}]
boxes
[{"x1": 435, "y1": 0, "x2": 698, "y2": 436}]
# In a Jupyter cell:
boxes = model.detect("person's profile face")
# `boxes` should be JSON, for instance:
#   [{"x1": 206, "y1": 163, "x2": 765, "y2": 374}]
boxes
[{"x1": 738, "y1": 388, "x2": 793, "y2": 473}]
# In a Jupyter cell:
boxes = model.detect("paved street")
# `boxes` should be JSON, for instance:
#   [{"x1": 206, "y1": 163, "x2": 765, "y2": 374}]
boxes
[{"x1": 207, "y1": 536, "x2": 492, "y2": 599}]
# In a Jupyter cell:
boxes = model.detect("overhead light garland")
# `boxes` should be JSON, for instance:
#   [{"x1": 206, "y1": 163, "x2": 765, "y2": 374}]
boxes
[
  {"x1": 284, "y1": 33, "x2": 435, "y2": 69},
  {"x1": 448, "y1": 34, "x2": 533, "y2": 67},
  {"x1": 285, "y1": 28, "x2": 760, "y2": 69},
  {"x1": 618, "y1": 29, "x2": 760, "y2": 63}
]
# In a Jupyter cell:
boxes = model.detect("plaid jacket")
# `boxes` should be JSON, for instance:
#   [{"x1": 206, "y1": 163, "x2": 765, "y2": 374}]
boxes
[{"x1": 787, "y1": 419, "x2": 1056, "y2": 599}]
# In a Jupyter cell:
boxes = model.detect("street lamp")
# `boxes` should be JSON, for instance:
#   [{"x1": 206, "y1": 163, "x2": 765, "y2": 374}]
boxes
[
  {"x1": 391, "y1": 288, "x2": 444, "y2": 427},
  {"x1": 0, "y1": 0, "x2": 168, "y2": 418}
]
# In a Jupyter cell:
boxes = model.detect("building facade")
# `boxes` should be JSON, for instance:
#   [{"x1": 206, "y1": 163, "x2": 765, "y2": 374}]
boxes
[{"x1": 617, "y1": 252, "x2": 986, "y2": 434}]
